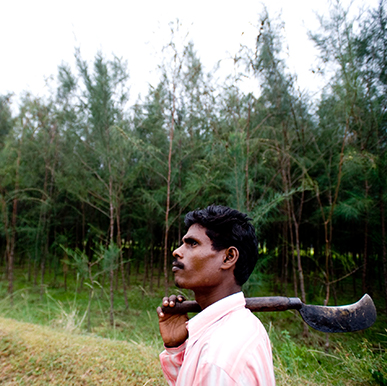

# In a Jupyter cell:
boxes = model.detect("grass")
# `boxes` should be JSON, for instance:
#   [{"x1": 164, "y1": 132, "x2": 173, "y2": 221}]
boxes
[
  {"x1": 0, "y1": 270, "x2": 386, "y2": 385},
  {"x1": 0, "y1": 316, "x2": 165, "y2": 385},
  {"x1": 270, "y1": 324, "x2": 387, "y2": 385}
]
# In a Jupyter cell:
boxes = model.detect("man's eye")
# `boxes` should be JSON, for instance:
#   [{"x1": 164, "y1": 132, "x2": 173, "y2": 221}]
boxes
[{"x1": 191, "y1": 241, "x2": 198, "y2": 246}]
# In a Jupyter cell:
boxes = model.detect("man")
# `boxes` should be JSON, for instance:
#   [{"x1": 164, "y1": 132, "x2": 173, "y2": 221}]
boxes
[{"x1": 157, "y1": 205, "x2": 275, "y2": 385}]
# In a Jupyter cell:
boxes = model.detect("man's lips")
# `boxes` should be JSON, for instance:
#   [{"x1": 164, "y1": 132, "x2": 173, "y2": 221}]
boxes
[{"x1": 172, "y1": 261, "x2": 184, "y2": 272}]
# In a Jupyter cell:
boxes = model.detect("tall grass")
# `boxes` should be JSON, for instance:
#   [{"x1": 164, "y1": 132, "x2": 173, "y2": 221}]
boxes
[{"x1": 270, "y1": 326, "x2": 387, "y2": 385}]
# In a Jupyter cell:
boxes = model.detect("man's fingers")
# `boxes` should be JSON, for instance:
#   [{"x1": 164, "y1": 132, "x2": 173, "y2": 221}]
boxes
[
  {"x1": 161, "y1": 294, "x2": 185, "y2": 309},
  {"x1": 156, "y1": 306, "x2": 164, "y2": 318},
  {"x1": 168, "y1": 294, "x2": 177, "y2": 307},
  {"x1": 177, "y1": 294, "x2": 185, "y2": 302}
]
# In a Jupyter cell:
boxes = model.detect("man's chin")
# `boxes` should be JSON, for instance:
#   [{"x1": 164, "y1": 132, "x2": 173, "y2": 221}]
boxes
[{"x1": 174, "y1": 278, "x2": 187, "y2": 289}]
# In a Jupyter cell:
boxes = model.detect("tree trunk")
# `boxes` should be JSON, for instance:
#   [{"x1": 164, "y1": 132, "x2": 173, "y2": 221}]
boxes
[
  {"x1": 117, "y1": 207, "x2": 128, "y2": 309},
  {"x1": 288, "y1": 209, "x2": 297, "y2": 297},
  {"x1": 163, "y1": 81, "x2": 176, "y2": 296},
  {"x1": 158, "y1": 248, "x2": 162, "y2": 288},
  {"x1": 142, "y1": 250, "x2": 149, "y2": 294},
  {"x1": 8, "y1": 139, "x2": 22, "y2": 303},
  {"x1": 292, "y1": 215, "x2": 306, "y2": 303},
  {"x1": 63, "y1": 256, "x2": 68, "y2": 292},
  {"x1": 109, "y1": 175, "x2": 115, "y2": 327},
  {"x1": 126, "y1": 221, "x2": 132, "y2": 289},
  {"x1": 8, "y1": 196, "x2": 17, "y2": 301},
  {"x1": 39, "y1": 166, "x2": 49, "y2": 301},
  {"x1": 282, "y1": 220, "x2": 289, "y2": 296},
  {"x1": 362, "y1": 180, "x2": 370, "y2": 294},
  {"x1": 109, "y1": 268, "x2": 114, "y2": 327},
  {"x1": 245, "y1": 104, "x2": 251, "y2": 212},
  {"x1": 150, "y1": 242, "x2": 154, "y2": 293},
  {"x1": 380, "y1": 192, "x2": 387, "y2": 318},
  {"x1": 40, "y1": 252, "x2": 46, "y2": 300},
  {"x1": 0, "y1": 192, "x2": 11, "y2": 286},
  {"x1": 33, "y1": 259, "x2": 38, "y2": 287}
]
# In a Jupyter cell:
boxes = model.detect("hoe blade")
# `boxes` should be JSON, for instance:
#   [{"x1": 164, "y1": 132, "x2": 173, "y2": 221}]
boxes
[{"x1": 299, "y1": 294, "x2": 377, "y2": 333}]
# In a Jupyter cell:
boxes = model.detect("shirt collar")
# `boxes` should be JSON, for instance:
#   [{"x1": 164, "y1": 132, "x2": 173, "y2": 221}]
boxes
[{"x1": 187, "y1": 292, "x2": 246, "y2": 345}]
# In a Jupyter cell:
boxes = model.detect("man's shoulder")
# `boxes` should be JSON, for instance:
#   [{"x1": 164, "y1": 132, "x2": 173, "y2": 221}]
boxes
[
  {"x1": 205, "y1": 307, "x2": 269, "y2": 355},
  {"x1": 197, "y1": 308, "x2": 272, "y2": 380}
]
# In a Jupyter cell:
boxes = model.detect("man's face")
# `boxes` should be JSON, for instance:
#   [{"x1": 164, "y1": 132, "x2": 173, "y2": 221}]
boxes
[{"x1": 172, "y1": 224, "x2": 226, "y2": 291}]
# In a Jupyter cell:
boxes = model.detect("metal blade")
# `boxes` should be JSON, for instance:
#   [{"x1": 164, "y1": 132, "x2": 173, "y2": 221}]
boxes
[{"x1": 298, "y1": 294, "x2": 377, "y2": 333}]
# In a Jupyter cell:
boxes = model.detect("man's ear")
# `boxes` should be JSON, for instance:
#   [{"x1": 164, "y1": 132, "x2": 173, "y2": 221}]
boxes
[{"x1": 221, "y1": 246, "x2": 239, "y2": 270}]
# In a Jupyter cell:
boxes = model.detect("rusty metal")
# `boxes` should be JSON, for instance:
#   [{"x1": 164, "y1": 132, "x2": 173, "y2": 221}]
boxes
[
  {"x1": 161, "y1": 294, "x2": 377, "y2": 333},
  {"x1": 297, "y1": 294, "x2": 377, "y2": 333}
]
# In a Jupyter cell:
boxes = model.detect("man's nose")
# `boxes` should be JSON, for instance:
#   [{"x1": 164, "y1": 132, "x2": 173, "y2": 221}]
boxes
[{"x1": 173, "y1": 245, "x2": 182, "y2": 259}]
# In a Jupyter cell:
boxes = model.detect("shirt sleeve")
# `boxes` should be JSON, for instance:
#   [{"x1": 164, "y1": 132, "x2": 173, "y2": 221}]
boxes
[{"x1": 159, "y1": 342, "x2": 186, "y2": 386}]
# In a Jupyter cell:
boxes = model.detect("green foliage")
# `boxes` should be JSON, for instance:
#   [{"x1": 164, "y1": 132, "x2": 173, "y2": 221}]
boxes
[
  {"x1": 101, "y1": 243, "x2": 121, "y2": 272},
  {"x1": 243, "y1": 252, "x2": 274, "y2": 297},
  {"x1": 0, "y1": 94, "x2": 14, "y2": 147},
  {"x1": 62, "y1": 246, "x2": 89, "y2": 279}
]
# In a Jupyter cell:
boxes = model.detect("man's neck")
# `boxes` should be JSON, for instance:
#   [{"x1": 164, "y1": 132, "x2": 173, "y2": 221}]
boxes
[{"x1": 194, "y1": 283, "x2": 242, "y2": 310}]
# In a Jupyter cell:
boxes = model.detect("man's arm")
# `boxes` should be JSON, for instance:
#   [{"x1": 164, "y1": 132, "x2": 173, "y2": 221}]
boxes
[
  {"x1": 157, "y1": 295, "x2": 189, "y2": 385},
  {"x1": 157, "y1": 295, "x2": 188, "y2": 347},
  {"x1": 157, "y1": 294, "x2": 189, "y2": 347}
]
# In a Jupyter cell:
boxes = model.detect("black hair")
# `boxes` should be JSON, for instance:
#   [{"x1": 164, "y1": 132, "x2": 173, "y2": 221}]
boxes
[{"x1": 184, "y1": 204, "x2": 258, "y2": 286}]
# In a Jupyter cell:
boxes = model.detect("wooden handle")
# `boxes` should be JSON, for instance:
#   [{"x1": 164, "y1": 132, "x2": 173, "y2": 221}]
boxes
[
  {"x1": 246, "y1": 296, "x2": 302, "y2": 312},
  {"x1": 161, "y1": 296, "x2": 303, "y2": 314}
]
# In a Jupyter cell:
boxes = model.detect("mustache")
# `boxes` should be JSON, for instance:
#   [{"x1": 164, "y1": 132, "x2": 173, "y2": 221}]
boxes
[{"x1": 172, "y1": 260, "x2": 184, "y2": 269}]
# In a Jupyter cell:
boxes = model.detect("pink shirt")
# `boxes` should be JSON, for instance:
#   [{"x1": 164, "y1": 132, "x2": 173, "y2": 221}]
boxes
[{"x1": 160, "y1": 292, "x2": 276, "y2": 385}]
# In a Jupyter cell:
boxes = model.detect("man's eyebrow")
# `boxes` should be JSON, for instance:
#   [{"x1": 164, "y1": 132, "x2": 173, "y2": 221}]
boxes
[{"x1": 182, "y1": 236, "x2": 198, "y2": 244}]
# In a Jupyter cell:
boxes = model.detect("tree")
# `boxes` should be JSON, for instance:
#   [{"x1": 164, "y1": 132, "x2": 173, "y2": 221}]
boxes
[
  {"x1": 56, "y1": 51, "x2": 132, "y2": 324},
  {"x1": 354, "y1": 0, "x2": 387, "y2": 316},
  {"x1": 310, "y1": 1, "x2": 386, "y2": 311},
  {"x1": 243, "y1": 13, "x2": 315, "y2": 313}
]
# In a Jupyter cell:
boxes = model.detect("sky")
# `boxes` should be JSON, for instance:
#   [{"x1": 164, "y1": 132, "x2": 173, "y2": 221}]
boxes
[{"x1": 0, "y1": 0, "x2": 380, "y2": 108}]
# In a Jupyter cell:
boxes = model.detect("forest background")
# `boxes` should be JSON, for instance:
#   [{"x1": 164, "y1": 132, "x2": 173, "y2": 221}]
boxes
[{"x1": 0, "y1": 1, "x2": 387, "y2": 385}]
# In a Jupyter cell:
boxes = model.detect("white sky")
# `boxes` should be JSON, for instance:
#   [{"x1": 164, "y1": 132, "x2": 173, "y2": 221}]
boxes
[{"x1": 0, "y1": 0, "x2": 379, "y2": 107}]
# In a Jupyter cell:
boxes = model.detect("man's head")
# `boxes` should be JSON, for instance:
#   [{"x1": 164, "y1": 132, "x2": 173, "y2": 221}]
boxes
[{"x1": 184, "y1": 204, "x2": 258, "y2": 286}]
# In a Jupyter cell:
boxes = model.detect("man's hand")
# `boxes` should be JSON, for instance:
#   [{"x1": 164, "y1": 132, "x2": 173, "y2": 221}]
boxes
[{"x1": 157, "y1": 294, "x2": 189, "y2": 348}]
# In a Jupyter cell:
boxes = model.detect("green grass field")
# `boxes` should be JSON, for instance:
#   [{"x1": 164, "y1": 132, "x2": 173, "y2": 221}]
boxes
[{"x1": 0, "y1": 273, "x2": 386, "y2": 385}]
